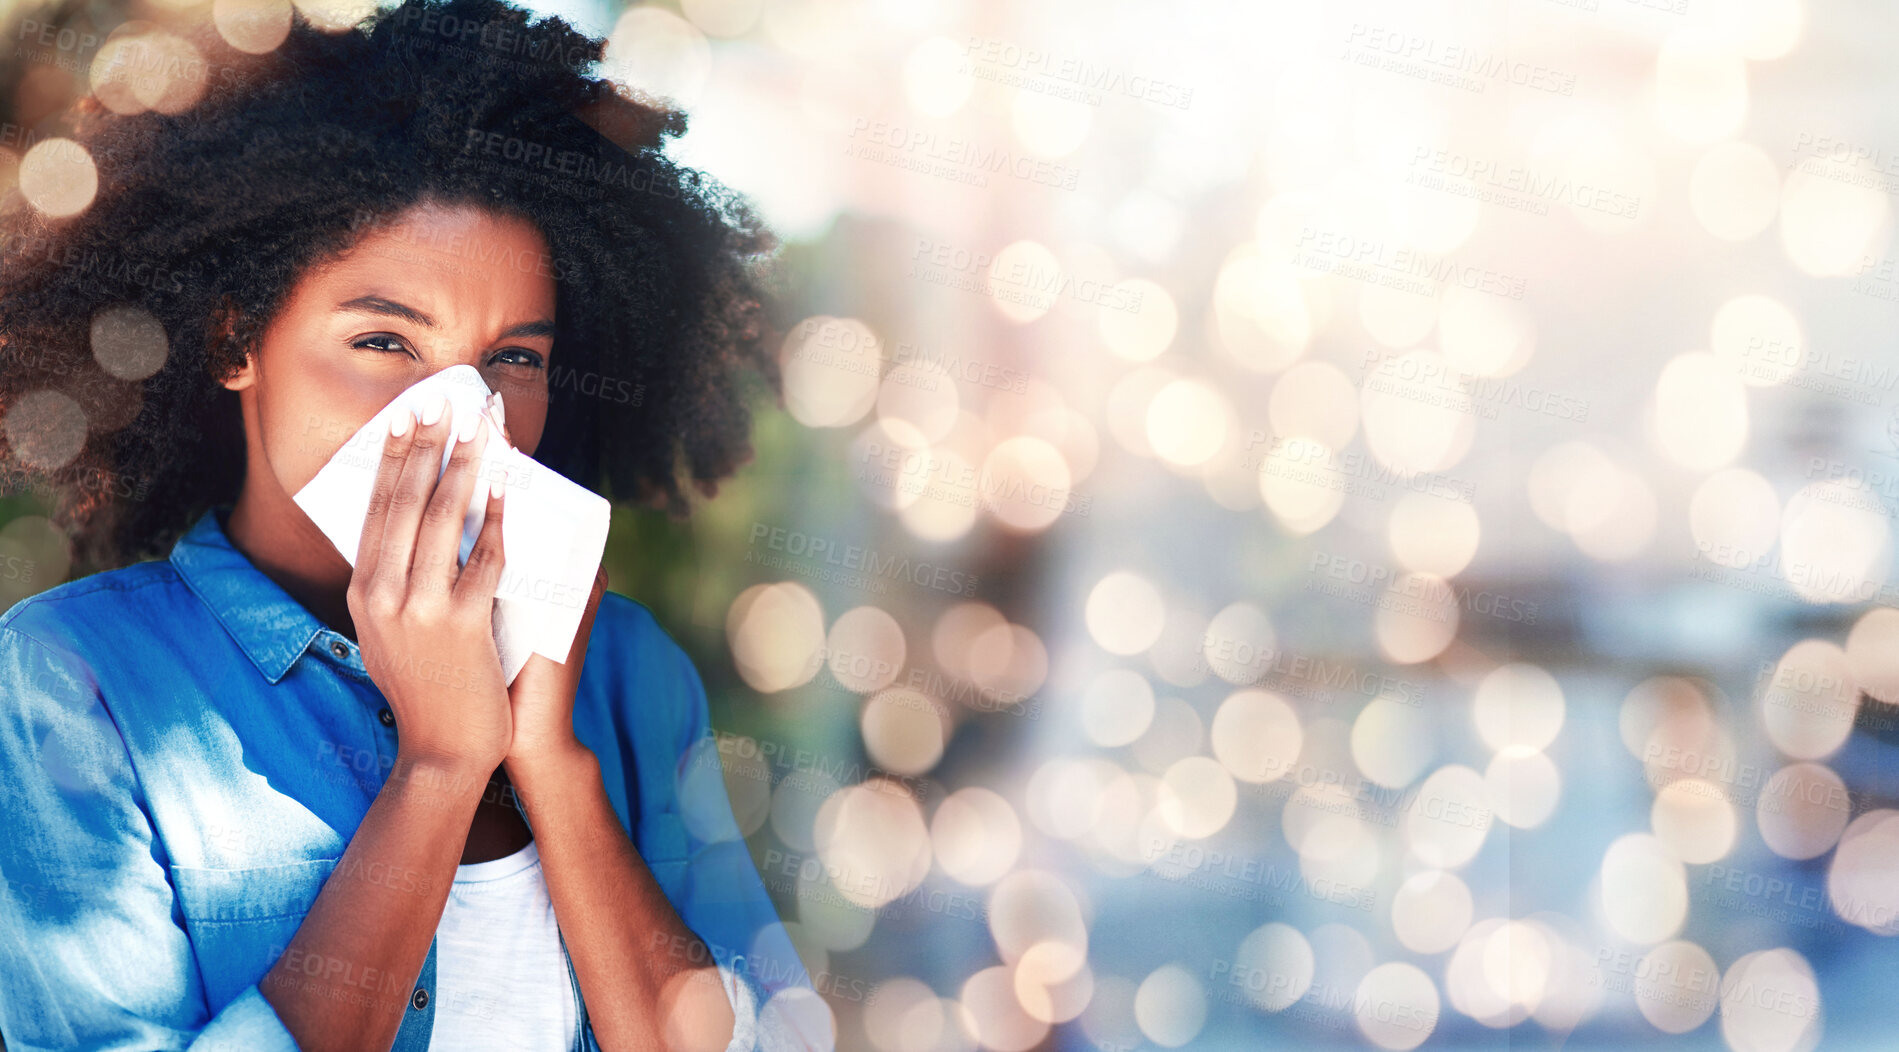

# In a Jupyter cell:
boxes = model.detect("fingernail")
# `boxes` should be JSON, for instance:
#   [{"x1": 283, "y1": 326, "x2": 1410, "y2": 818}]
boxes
[
  {"x1": 420, "y1": 395, "x2": 447, "y2": 427},
  {"x1": 492, "y1": 396, "x2": 507, "y2": 431},
  {"x1": 490, "y1": 478, "x2": 507, "y2": 500},
  {"x1": 456, "y1": 408, "x2": 480, "y2": 444},
  {"x1": 389, "y1": 409, "x2": 412, "y2": 438}
]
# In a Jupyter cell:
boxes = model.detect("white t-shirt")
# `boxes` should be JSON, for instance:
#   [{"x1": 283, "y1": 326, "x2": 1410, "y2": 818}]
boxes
[{"x1": 429, "y1": 840, "x2": 582, "y2": 1051}]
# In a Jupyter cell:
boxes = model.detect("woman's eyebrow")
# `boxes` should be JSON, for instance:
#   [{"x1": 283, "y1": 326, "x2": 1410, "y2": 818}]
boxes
[
  {"x1": 498, "y1": 319, "x2": 557, "y2": 340},
  {"x1": 337, "y1": 295, "x2": 436, "y2": 327}
]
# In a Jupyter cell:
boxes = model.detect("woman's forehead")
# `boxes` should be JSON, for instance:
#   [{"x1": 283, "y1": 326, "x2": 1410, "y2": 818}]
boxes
[{"x1": 306, "y1": 205, "x2": 558, "y2": 323}]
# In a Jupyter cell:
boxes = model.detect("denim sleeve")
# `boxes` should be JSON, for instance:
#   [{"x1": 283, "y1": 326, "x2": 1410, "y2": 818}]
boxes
[
  {"x1": 663, "y1": 638, "x2": 836, "y2": 1052},
  {"x1": 0, "y1": 626, "x2": 300, "y2": 1052}
]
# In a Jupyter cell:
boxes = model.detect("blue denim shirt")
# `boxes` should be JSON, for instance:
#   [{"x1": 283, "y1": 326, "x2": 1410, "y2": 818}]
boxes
[{"x1": 0, "y1": 508, "x2": 826, "y2": 1051}]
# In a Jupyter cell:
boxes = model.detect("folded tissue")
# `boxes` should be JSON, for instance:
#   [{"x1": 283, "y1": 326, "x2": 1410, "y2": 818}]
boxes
[{"x1": 293, "y1": 364, "x2": 611, "y2": 684}]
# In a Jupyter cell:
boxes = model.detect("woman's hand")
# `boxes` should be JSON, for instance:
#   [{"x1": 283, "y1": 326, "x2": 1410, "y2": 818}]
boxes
[
  {"x1": 505, "y1": 564, "x2": 607, "y2": 767},
  {"x1": 349, "y1": 395, "x2": 513, "y2": 774},
  {"x1": 480, "y1": 388, "x2": 606, "y2": 768}
]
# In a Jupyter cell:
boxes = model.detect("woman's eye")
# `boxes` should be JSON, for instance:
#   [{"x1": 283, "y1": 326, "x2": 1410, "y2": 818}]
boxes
[
  {"x1": 490, "y1": 348, "x2": 545, "y2": 369},
  {"x1": 353, "y1": 334, "x2": 413, "y2": 356}
]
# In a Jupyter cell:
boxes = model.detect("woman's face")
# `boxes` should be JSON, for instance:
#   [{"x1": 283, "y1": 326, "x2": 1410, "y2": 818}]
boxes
[{"x1": 221, "y1": 201, "x2": 557, "y2": 499}]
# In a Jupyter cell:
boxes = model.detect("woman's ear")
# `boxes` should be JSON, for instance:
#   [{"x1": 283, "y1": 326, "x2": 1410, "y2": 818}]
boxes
[{"x1": 207, "y1": 300, "x2": 255, "y2": 391}]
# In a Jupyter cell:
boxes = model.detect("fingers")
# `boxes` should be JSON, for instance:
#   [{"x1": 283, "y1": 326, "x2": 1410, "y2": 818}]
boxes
[
  {"x1": 378, "y1": 394, "x2": 453, "y2": 587},
  {"x1": 412, "y1": 411, "x2": 492, "y2": 599},
  {"x1": 454, "y1": 476, "x2": 507, "y2": 607},
  {"x1": 353, "y1": 406, "x2": 417, "y2": 587}
]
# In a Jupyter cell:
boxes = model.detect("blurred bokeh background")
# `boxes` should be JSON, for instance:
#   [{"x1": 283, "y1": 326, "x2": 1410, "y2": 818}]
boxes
[{"x1": 6, "y1": 0, "x2": 1899, "y2": 1049}]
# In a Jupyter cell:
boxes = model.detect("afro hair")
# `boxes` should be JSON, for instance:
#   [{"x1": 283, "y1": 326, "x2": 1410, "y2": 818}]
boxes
[{"x1": 0, "y1": 0, "x2": 781, "y2": 569}]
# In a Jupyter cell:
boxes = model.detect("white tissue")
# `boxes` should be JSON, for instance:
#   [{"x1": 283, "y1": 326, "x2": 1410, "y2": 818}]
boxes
[{"x1": 292, "y1": 365, "x2": 612, "y2": 684}]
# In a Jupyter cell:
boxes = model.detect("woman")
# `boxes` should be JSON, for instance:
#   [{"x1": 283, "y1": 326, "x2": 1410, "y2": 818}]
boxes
[{"x1": 0, "y1": 1, "x2": 824, "y2": 1050}]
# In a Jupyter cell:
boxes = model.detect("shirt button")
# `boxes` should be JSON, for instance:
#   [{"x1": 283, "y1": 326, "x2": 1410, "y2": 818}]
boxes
[
  {"x1": 378, "y1": 707, "x2": 396, "y2": 727},
  {"x1": 329, "y1": 640, "x2": 350, "y2": 660},
  {"x1": 410, "y1": 987, "x2": 429, "y2": 1010}
]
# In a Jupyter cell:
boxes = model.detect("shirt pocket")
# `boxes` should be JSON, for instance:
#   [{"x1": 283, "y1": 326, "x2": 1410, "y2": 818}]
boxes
[
  {"x1": 171, "y1": 857, "x2": 338, "y2": 1006},
  {"x1": 638, "y1": 810, "x2": 691, "y2": 900}
]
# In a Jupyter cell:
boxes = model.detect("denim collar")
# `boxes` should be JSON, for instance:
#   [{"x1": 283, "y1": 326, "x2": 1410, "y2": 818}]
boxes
[{"x1": 168, "y1": 507, "x2": 327, "y2": 685}]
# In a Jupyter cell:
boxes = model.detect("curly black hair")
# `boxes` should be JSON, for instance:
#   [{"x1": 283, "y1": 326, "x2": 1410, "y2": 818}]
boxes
[{"x1": 0, "y1": 0, "x2": 780, "y2": 569}]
